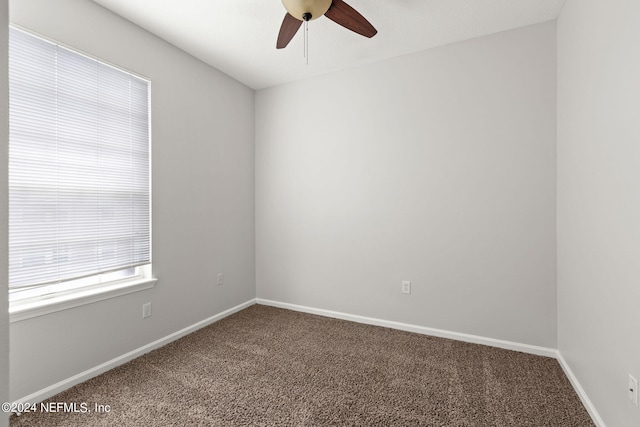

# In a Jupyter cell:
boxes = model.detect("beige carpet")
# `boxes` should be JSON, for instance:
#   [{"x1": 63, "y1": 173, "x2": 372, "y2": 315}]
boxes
[{"x1": 11, "y1": 305, "x2": 594, "y2": 426}]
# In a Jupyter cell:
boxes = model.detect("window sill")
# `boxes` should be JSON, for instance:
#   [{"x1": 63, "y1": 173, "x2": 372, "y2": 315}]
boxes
[{"x1": 9, "y1": 277, "x2": 158, "y2": 323}]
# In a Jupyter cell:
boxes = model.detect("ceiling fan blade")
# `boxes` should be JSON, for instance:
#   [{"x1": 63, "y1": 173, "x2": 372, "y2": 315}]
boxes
[
  {"x1": 324, "y1": 0, "x2": 377, "y2": 38},
  {"x1": 277, "y1": 13, "x2": 302, "y2": 49}
]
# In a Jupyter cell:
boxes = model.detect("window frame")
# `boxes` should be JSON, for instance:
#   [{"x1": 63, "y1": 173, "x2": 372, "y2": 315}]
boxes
[{"x1": 7, "y1": 25, "x2": 156, "y2": 322}]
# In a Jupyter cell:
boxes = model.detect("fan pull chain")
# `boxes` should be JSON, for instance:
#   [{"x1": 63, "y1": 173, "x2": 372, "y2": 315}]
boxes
[{"x1": 304, "y1": 19, "x2": 309, "y2": 65}]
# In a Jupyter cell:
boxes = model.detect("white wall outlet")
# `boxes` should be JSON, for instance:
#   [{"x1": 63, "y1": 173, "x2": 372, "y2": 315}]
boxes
[
  {"x1": 630, "y1": 374, "x2": 638, "y2": 407},
  {"x1": 401, "y1": 280, "x2": 411, "y2": 294},
  {"x1": 142, "y1": 302, "x2": 152, "y2": 318},
  {"x1": 217, "y1": 273, "x2": 224, "y2": 286}
]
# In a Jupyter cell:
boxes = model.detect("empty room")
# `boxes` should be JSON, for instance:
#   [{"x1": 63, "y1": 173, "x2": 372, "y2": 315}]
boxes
[{"x1": 0, "y1": 0, "x2": 638, "y2": 426}]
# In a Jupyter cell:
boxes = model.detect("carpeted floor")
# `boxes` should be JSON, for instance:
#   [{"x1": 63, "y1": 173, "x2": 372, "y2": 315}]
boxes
[{"x1": 11, "y1": 305, "x2": 594, "y2": 426}]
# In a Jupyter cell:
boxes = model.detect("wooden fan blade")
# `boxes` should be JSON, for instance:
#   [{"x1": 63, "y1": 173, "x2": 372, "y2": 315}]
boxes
[
  {"x1": 324, "y1": 0, "x2": 377, "y2": 38},
  {"x1": 277, "y1": 13, "x2": 302, "y2": 49}
]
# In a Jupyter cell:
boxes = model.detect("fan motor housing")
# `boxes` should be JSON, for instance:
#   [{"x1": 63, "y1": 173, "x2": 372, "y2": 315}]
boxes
[{"x1": 281, "y1": 0, "x2": 332, "y2": 21}]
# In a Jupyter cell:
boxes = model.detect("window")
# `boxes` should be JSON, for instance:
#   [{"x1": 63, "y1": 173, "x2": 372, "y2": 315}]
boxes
[{"x1": 8, "y1": 27, "x2": 154, "y2": 317}]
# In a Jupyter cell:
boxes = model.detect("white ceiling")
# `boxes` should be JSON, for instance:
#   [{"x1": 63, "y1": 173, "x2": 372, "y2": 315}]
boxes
[{"x1": 91, "y1": 0, "x2": 566, "y2": 90}]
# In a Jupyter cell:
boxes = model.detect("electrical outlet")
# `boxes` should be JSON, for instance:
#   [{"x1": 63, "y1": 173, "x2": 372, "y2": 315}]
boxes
[
  {"x1": 142, "y1": 303, "x2": 152, "y2": 318},
  {"x1": 217, "y1": 273, "x2": 224, "y2": 286},
  {"x1": 630, "y1": 375, "x2": 638, "y2": 407},
  {"x1": 401, "y1": 280, "x2": 411, "y2": 294}
]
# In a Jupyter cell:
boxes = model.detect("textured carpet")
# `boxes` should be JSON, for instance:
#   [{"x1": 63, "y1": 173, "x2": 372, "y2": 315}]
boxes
[{"x1": 11, "y1": 305, "x2": 594, "y2": 426}]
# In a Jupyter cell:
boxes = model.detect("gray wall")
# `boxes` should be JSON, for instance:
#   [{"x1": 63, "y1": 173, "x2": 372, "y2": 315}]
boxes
[
  {"x1": 0, "y1": 0, "x2": 8, "y2": 424},
  {"x1": 9, "y1": 0, "x2": 255, "y2": 400},
  {"x1": 557, "y1": 0, "x2": 640, "y2": 425},
  {"x1": 256, "y1": 22, "x2": 557, "y2": 348}
]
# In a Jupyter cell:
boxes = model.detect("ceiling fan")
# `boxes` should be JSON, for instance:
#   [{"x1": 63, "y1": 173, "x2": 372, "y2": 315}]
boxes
[{"x1": 276, "y1": 0, "x2": 377, "y2": 49}]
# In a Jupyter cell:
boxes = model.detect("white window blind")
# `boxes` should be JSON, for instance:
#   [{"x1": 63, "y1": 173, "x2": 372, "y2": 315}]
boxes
[{"x1": 8, "y1": 27, "x2": 151, "y2": 290}]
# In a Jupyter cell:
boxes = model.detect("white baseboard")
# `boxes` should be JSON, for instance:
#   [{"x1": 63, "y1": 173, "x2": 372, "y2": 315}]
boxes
[
  {"x1": 256, "y1": 298, "x2": 557, "y2": 358},
  {"x1": 13, "y1": 299, "x2": 256, "y2": 406},
  {"x1": 556, "y1": 351, "x2": 607, "y2": 427}
]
